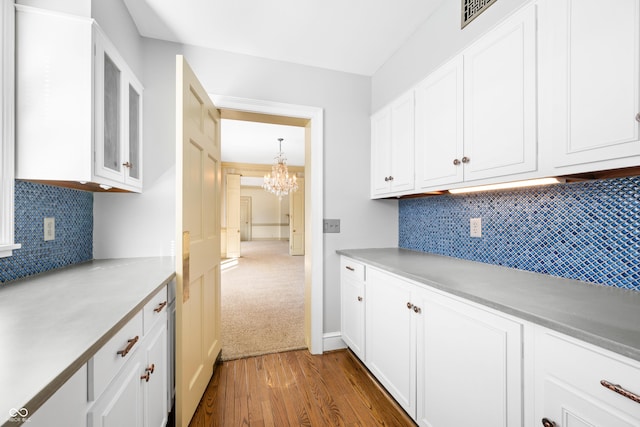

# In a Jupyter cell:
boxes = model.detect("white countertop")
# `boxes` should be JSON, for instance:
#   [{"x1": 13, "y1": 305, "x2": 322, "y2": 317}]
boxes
[
  {"x1": 0, "y1": 257, "x2": 175, "y2": 426},
  {"x1": 337, "y1": 248, "x2": 640, "y2": 362}
]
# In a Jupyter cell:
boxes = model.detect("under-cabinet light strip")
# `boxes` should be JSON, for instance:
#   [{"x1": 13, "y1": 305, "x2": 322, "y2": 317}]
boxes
[{"x1": 448, "y1": 177, "x2": 565, "y2": 194}]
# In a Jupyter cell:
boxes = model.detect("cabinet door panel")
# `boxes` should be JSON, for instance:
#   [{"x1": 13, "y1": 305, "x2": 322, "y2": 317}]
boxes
[
  {"x1": 127, "y1": 83, "x2": 142, "y2": 182},
  {"x1": 365, "y1": 268, "x2": 416, "y2": 416},
  {"x1": 547, "y1": 0, "x2": 640, "y2": 167},
  {"x1": 144, "y1": 324, "x2": 168, "y2": 427},
  {"x1": 541, "y1": 378, "x2": 638, "y2": 427},
  {"x1": 103, "y1": 53, "x2": 121, "y2": 175},
  {"x1": 417, "y1": 293, "x2": 522, "y2": 427},
  {"x1": 463, "y1": 4, "x2": 537, "y2": 181},
  {"x1": 415, "y1": 57, "x2": 464, "y2": 189},
  {"x1": 340, "y1": 272, "x2": 365, "y2": 360},
  {"x1": 371, "y1": 108, "x2": 392, "y2": 196},
  {"x1": 88, "y1": 352, "x2": 144, "y2": 427},
  {"x1": 390, "y1": 94, "x2": 415, "y2": 193},
  {"x1": 535, "y1": 330, "x2": 640, "y2": 426}
]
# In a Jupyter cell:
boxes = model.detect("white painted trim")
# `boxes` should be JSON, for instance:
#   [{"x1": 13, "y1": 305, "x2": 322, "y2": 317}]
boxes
[
  {"x1": 211, "y1": 95, "x2": 325, "y2": 354},
  {"x1": 0, "y1": 0, "x2": 20, "y2": 258},
  {"x1": 323, "y1": 332, "x2": 347, "y2": 352}
]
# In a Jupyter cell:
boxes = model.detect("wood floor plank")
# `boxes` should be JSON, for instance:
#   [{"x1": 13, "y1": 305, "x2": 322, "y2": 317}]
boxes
[{"x1": 188, "y1": 349, "x2": 417, "y2": 427}]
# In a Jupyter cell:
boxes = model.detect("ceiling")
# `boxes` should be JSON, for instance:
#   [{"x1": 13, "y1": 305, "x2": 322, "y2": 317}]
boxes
[
  {"x1": 123, "y1": 0, "x2": 445, "y2": 165},
  {"x1": 123, "y1": 0, "x2": 445, "y2": 76}
]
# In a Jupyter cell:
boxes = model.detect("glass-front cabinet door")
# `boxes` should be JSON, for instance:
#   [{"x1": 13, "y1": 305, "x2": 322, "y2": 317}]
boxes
[
  {"x1": 103, "y1": 52, "x2": 121, "y2": 176},
  {"x1": 126, "y1": 81, "x2": 143, "y2": 187},
  {"x1": 94, "y1": 29, "x2": 143, "y2": 191}
]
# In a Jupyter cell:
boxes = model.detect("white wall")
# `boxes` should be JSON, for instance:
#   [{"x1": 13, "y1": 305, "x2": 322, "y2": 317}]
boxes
[
  {"x1": 92, "y1": 23, "x2": 398, "y2": 335},
  {"x1": 372, "y1": 0, "x2": 530, "y2": 111}
]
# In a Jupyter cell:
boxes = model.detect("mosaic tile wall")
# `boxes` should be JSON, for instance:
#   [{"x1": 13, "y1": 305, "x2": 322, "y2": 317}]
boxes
[
  {"x1": 399, "y1": 176, "x2": 639, "y2": 291},
  {"x1": 0, "y1": 181, "x2": 93, "y2": 283}
]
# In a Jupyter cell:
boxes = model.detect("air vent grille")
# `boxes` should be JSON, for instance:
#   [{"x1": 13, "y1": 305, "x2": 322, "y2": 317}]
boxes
[{"x1": 462, "y1": 0, "x2": 497, "y2": 28}]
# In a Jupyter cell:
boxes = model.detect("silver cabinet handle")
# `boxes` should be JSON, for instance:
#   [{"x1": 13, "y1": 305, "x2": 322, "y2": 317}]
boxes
[
  {"x1": 357, "y1": 296, "x2": 363, "y2": 302},
  {"x1": 406, "y1": 302, "x2": 413, "y2": 310},
  {"x1": 413, "y1": 305, "x2": 421, "y2": 314},
  {"x1": 541, "y1": 418, "x2": 556, "y2": 427},
  {"x1": 453, "y1": 159, "x2": 461, "y2": 165},
  {"x1": 388, "y1": 176, "x2": 394, "y2": 181},
  {"x1": 635, "y1": 112, "x2": 640, "y2": 122},
  {"x1": 461, "y1": 156, "x2": 470, "y2": 163},
  {"x1": 345, "y1": 266, "x2": 355, "y2": 272},
  {"x1": 601, "y1": 380, "x2": 640, "y2": 404}
]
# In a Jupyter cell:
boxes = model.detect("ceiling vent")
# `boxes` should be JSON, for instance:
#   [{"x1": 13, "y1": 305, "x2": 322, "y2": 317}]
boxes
[{"x1": 461, "y1": 0, "x2": 497, "y2": 28}]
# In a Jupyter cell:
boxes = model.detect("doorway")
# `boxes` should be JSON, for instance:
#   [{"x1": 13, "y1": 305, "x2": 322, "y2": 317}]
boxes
[
  {"x1": 219, "y1": 111, "x2": 312, "y2": 360},
  {"x1": 213, "y1": 96, "x2": 324, "y2": 355}
]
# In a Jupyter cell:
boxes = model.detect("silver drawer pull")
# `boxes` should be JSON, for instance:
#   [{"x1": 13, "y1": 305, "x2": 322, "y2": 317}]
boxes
[
  {"x1": 601, "y1": 380, "x2": 640, "y2": 404},
  {"x1": 345, "y1": 266, "x2": 355, "y2": 271}
]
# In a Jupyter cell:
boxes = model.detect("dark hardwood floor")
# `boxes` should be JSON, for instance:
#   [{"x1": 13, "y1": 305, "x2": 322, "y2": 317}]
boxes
[{"x1": 188, "y1": 349, "x2": 416, "y2": 426}]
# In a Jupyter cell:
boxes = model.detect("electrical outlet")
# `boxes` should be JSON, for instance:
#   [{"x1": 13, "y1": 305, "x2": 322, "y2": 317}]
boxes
[
  {"x1": 44, "y1": 217, "x2": 55, "y2": 241},
  {"x1": 470, "y1": 217, "x2": 482, "y2": 238}
]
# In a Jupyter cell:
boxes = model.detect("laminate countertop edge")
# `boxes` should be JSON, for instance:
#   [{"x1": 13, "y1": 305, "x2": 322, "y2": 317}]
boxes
[
  {"x1": 0, "y1": 257, "x2": 176, "y2": 427},
  {"x1": 337, "y1": 248, "x2": 640, "y2": 363}
]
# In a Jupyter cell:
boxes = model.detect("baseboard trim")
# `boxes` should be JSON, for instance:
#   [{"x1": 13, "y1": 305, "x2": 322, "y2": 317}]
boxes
[{"x1": 322, "y1": 332, "x2": 347, "y2": 352}]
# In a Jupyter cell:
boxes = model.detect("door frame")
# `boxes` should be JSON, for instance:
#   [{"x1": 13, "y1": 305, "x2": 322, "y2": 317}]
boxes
[{"x1": 212, "y1": 94, "x2": 324, "y2": 354}]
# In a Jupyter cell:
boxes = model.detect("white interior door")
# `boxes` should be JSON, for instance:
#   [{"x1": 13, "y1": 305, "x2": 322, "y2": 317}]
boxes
[
  {"x1": 239, "y1": 196, "x2": 251, "y2": 241},
  {"x1": 289, "y1": 177, "x2": 304, "y2": 255},
  {"x1": 175, "y1": 55, "x2": 222, "y2": 427},
  {"x1": 225, "y1": 173, "x2": 241, "y2": 257}
]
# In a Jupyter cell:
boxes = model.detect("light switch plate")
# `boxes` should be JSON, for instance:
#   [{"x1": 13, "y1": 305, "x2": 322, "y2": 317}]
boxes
[
  {"x1": 323, "y1": 219, "x2": 340, "y2": 233},
  {"x1": 44, "y1": 217, "x2": 55, "y2": 241},
  {"x1": 470, "y1": 217, "x2": 482, "y2": 238}
]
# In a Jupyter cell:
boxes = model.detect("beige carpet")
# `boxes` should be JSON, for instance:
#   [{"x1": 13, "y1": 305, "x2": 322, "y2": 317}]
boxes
[{"x1": 221, "y1": 240, "x2": 306, "y2": 361}]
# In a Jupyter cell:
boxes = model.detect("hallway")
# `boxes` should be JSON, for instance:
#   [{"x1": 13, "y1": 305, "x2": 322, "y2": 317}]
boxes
[{"x1": 221, "y1": 240, "x2": 305, "y2": 360}]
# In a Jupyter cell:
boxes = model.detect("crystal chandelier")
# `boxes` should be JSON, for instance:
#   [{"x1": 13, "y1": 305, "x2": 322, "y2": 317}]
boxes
[{"x1": 263, "y1": 138, "x2": 298, "y2": 199}]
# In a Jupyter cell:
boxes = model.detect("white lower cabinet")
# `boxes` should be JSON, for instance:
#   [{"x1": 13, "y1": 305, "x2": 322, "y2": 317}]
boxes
[
  {"x1": 340, "y1": 258, "x2": 366, "y2": 360},
  {"x1": 365, "y1": 267, "x2": 418, "y2": 416},
  {"x1": 27, "y1": 285, "x2": 169, "y2": 427},
  {"x1": 27, "y1": 365, "x2": 89, "y2": 427},
  {"x1": 88, "y1": 285, "x2": 168, "y2": 427},
  {"x1": 534, "y1": 328, "x2": 640, "y2": 427},
  {"x1": 142, "y1": 312, "x2": 168, "y2": 427},
  {"x1": 416, "y1": 289, "x2": 523, "y2": 427},
  {"x1": 341, "y1": 256, "x2": 640, "y2": 426},
  {"x1": 88, "y1": 349, "x2": 145, "y2": 427},
  {"x1": 353, "y1": 262, "x2": 524, "y2": 424}
]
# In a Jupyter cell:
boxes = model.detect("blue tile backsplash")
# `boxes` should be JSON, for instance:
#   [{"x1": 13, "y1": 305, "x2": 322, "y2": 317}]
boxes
[
  {"x1": 0, "y1": 181, "x2": 93, "y2": 283},
  {"x1": 399, "y1": 176, "x2": 640, "y2": 291}
]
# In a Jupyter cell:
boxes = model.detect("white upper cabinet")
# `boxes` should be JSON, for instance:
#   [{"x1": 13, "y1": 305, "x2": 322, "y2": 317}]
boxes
[
  {"x1": 94, "y1": 36, "x2": 144, "y2": 189},
  {"x1": 15, "y1": 6, "x2": 143, "y2": 192},
  {"x1": 393, "y1": 3, "x2": 539, "y2": 196},
  {"x1": 462, "y1": 3, "x2": 538, "y2": 182},
  {"x1": 371, "y1": 91, "x2": 415, "y2": 198},
  {"x1": 540, "y1": 0, "x2": 640, "y2": 173},
  {"x1": 415, "y1": 56, "x2": 465, "y2": 189}
]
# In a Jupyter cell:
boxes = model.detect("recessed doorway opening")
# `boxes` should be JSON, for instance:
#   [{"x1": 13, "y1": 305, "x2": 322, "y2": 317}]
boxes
[{"x1": 220, "y1": 112, "x2": 307, "y2": 360}]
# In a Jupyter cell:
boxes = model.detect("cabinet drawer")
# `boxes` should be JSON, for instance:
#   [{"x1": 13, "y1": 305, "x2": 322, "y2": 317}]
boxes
[
  {"x1": 341, "y1": 257, "x2": 365, "y2": 282},
  {"x1": 538, "y1": 330, "x2": 640, "y2": 417},
  {"x1": 89, "y1": 311, "x2": 143, "y2": 400},
  {"x1": 143, "y1": 285, "x2": 168, "y2": 336}
]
